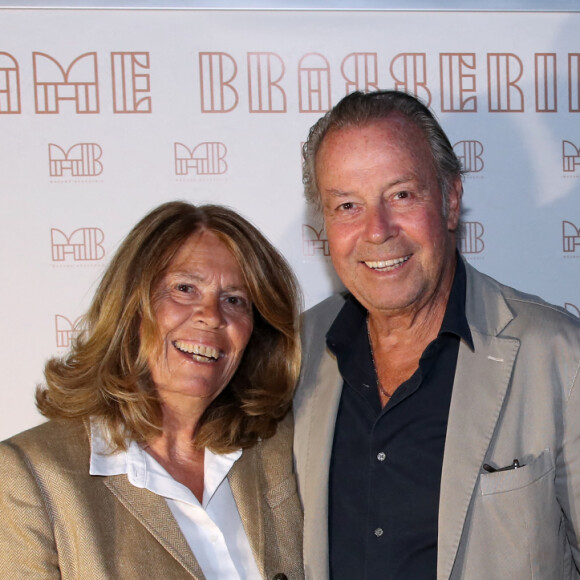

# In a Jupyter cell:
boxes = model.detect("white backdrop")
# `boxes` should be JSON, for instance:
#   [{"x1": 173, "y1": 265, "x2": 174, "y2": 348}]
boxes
[{"x1": 0, "y1": 7, "x2": 578, "y2": 440}]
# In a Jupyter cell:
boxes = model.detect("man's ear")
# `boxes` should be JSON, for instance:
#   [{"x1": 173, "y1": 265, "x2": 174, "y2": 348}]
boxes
[{"x1": 447, "y1": 176, "x2": 463, "y2": 231}]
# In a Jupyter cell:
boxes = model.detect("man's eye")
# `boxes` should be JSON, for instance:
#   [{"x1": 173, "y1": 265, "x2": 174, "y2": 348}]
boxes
[
  {"x1": 395, "y1": 191, "x2": 410, "y2": 200},
  {"x1": 338, "y1": 202, "x2": 355, "y2": 211}
]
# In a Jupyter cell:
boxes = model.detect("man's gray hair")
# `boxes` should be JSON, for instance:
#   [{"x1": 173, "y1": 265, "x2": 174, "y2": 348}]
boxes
[{"x1": 302, "y1": 90, "x2": 464, "y2": 216}]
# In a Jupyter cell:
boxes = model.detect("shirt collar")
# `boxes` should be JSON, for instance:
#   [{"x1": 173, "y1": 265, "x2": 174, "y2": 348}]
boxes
[
  {"x1": 89, "y1": 419, "x2": 242, "y2": 507},
  {"x1": 439, "y1": 255, "x2": 473, "y2": 348}
]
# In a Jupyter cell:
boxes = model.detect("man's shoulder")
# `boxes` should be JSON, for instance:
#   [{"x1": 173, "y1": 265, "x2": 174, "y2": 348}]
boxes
[
  {"x1": 466, "y1": 262, "x2": 580, "y2": 338},
  {"x1": 502, "y1": 284, "x2": 580, "y2": 341},
  {"x1": 296, "y1": 294, "x2": 347, "y2": 398},
  {"x1": 302, "y1": 293, "x2": 347, "y2": 332}
]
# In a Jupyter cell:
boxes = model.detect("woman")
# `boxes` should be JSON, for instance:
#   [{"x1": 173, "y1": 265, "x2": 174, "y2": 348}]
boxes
[{"x1": 0, "y1": 201, "x2": 303, "y2": 579}]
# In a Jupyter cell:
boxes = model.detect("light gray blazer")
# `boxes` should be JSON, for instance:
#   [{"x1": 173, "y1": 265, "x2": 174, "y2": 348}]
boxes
[
  {"x1": 294, "y1": 259, "x2": 580, "y2": 579},
  {"x1": 0, "y1": 414, "x2": 304, "y2": 580}
]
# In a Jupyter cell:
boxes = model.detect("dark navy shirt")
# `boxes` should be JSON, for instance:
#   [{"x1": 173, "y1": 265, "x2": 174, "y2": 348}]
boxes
[{"x1": 327, "y1": 257, "x2": 473, "y2": 580}]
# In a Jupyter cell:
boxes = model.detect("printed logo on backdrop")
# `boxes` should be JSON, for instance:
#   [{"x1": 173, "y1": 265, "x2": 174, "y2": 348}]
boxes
[
  {"x1": 569, "y1": 54, "x2": 580, "y2": 113},
  {"x1": 4, "y1": 49, "x2": 580, "y2": 116},
  {"x1": 111, "y1": 52, "x2": 152, "y2": 113},
  {"x1": 48, "y1": 143, "x2": 103, "y2": 181},
  {"x1": 302, "y1": 225, "x2": 330, "y2": 258},
  {"x1": 300, "y1": 53, "x2": 332, "y2": 113},
  {"x1": 0, "y1": 52, "x2": 21, "y2": 114},
  {"x1": 536, "y1": 54, "x2": 557, "y2": 112},
  {"x1": 33, "y1": 52, "x2": 99, "y2": 114},
  {"x1": 439, "y1": 53, "x2": 476, "y2": 112},
  {"x1": 197, "y1": 50, "x2": 580, "y2": 114},
  {"x1": 458, "y1": 221, "x2": 485, "y2": 259},
  {"x1": 565, "y1": 303, "x2": 580, "y2": 318},
  {"x1": 50, "y1": 227, "x2": 106, "y2": 269},
  {"x1": 343, "y1": 53, "x2": 379, "y2": 95},
  {"x1": 199, "y1": 51, "x2": 333, "y2": 113},
  {"x1": 454, "y1": 140, "x2": 484, "y2": 177},
  {"x1": 1, "y1": 51, "x2": 151, "y2": 114},
  {"x1": 174, "y1": 142, "x2": 228, "y2": 179},
  {"x1": 487, "y1": 54, "x2": 523, "y2": 113},
  {"x1": 563, "y1": 221, "x2": 580, "y2": 256},
  {"x1": 563, "y1": 141, "x2": 580, "y2": 174},
  {"x1": 393, "y1": 54, "x2": 432, "y2": 107},
  {"x1": 247, "y1": 53, "x2": 286, "y2": 113},
  {"x1": 55, "y1": 315, "x2": 82, "y2": 348}
]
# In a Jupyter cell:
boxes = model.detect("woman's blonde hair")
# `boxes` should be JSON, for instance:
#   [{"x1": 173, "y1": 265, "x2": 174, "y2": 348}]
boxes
[{"x1": 37, "y1": 201, "x2": 301, "y2": 454}]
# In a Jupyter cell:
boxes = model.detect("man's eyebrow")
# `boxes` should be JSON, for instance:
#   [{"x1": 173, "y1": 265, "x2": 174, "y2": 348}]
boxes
[
  {"x1": 323, "y1": 176, "x2": 418, "y2": 197},
  {"x1": 325, "y1": 188, "x2": 352, "y2": 198}
]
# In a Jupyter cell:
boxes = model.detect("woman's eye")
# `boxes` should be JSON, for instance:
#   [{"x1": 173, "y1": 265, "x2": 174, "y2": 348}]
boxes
[
  {"x1": 225, "y1": 296, "x2": 248, "y2": 308},
  {"x1": 338, "y1": 202, "x2": 355, "y2": 211},
  {"x1": 176, "y1": 283, "x2": 193, "y2": 293}
]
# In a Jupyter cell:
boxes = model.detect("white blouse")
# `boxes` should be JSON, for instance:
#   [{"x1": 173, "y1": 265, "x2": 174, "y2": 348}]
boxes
[{"x1": 89, "y1": 421, "x2": 262, "y2": 580}]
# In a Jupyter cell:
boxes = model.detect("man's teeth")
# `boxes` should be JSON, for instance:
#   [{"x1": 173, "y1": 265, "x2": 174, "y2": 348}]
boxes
[
  {"x1": 365, "y1": 256, "x2": 410, "y2": 270},
  {"x1": 174, "y1": 341, "x2": 220, "y2": 362}
]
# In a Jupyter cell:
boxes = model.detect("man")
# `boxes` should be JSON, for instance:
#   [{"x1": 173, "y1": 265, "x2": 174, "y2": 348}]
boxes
[{"x1": 293, "y1": 90, "x2": 580, "y2": 580}]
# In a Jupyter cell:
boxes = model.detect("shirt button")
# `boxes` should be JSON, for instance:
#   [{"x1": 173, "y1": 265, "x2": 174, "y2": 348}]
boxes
[
  {"x1": 377, "y1": 452, "x2": 386, "y2": 461},
  {"x1": 374, "y1": 528, "x2": 384, "y2": 537}
]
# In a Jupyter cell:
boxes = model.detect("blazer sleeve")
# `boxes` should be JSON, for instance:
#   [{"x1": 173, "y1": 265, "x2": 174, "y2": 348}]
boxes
[
  {"x1": 558, "y1": 354, "x2": 580, "y2": 571},
  {"x1": 0, "y1": 440, "x2": 61, "y2": 578}
]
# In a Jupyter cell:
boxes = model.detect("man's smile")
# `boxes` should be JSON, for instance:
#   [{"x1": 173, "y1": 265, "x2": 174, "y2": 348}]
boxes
[{"x1": 363, "y1": 255, "x2": 411, "y2": 272}]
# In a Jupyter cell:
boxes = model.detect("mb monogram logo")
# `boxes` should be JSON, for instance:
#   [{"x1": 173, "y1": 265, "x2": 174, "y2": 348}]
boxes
[
  {"x1": 302, "y1": 224, "x2": 330, "y2": 257},
  {"x1": 563, "y1": 141, "x2": 580, "y2": 172},
  {"x1": 563, "y1": 221, "x2": 580, "y2": 253},
  {"x1": 55, "y1": 315, "x2": 81, "y2": 348},
  {"x1": 49, "y1": 143, "x2": 103, "y2": 177},
  {"x1": 453, "y1": 141, "x2": 484, "y2": 173},
  {"x1": 174, "y1": 142, "x2": 228, "y2": 176},
  {"x1": 458, "y1": 221, "x2": 485, "y2": 254},
  {"x1": 51, "y1": 228, "x2": 106, "y2": 262}
]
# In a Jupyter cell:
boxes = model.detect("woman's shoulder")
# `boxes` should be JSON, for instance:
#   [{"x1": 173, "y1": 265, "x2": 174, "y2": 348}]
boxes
[
  {"x1": 0, "y1": 419, "x2": 90, "y2": 469},
  {"x1": 240, "y1": 412, "x2": 295, "y2": 482}
]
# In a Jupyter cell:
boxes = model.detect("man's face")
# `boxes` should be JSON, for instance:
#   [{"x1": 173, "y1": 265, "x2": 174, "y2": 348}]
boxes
[{"x1": 316, "y1": 113, "x2": 461, "y2": 319}]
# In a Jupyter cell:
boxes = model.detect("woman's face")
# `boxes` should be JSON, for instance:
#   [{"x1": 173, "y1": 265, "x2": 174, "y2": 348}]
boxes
[{"x1": 147, "y1": 230, "x2": 254, "y2": 411}]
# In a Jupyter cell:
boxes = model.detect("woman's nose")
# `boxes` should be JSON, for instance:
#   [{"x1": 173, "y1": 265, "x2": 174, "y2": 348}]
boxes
[{"x1": 191, "y1": 298, "x2": 224, "y2": 328}]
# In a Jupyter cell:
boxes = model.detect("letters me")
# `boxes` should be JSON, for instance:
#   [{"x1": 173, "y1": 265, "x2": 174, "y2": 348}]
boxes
[{"x1": 0, "y1": 51, "x2": 151, "y2": 114}]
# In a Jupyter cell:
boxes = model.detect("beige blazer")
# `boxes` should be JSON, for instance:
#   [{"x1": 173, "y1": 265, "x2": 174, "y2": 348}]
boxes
[
  {"x1": 294, "y1": 259, "x2": 580, "y2": 580},
  {"x1": 0, "y1": 413, "x2": 303, "y2": 580}
]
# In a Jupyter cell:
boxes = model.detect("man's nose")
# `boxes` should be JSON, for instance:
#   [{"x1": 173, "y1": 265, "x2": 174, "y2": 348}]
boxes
[{"x1": 363, "y1": 203, "x2": 397, "y2": 244}]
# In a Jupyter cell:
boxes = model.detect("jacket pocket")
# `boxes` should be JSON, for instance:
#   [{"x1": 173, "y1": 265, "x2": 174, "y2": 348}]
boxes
[
  {"x1": 480, "y1": 448, "x2": 554, "y2": 495},
  {"x1": 460, "y1": 448, "x2": 567, "y2": 579}
]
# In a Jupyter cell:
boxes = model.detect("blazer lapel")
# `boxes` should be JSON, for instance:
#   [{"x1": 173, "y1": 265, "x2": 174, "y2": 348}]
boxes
[
  {"x1": 437, "y1": 261, "x2": 520, "y2": 579},
  {"x1": 228, "y1": 449, "x2": 266, "y2": 578},
  {"x1": 104, "y1": 476, "x2": 206, "y2": 579},
  {"x1": 294, "y1": 349, "x2": 343, "y2": 579}
]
